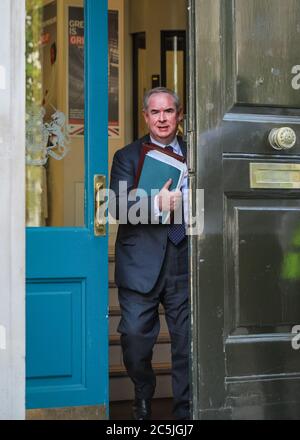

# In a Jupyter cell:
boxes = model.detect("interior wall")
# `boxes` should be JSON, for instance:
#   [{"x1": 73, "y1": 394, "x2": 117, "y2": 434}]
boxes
[{"x1": 129, "y1": 0, "x2": 187, "y2": 93}]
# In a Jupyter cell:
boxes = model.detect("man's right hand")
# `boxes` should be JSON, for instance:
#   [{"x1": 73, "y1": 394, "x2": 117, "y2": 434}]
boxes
[{"x1": 158, "y1": 179, "x2": 182, "y2": 212}]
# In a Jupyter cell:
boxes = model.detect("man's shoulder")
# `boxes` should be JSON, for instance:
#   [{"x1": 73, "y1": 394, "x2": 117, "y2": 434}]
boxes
[
  {"x1": 116, "y1": 134, "x2": 150, "y2": 158},
  {"x1": 176, "y1": 135, "x2": 187, "y2": 157}
]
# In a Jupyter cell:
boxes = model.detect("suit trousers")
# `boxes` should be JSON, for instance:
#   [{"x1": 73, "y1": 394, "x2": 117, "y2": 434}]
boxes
[{"x1": 117, "y1": 237, "x2": 189, "y2": 419}]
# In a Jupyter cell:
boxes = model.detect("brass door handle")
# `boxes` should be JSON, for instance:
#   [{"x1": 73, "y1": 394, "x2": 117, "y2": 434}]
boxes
[
  {"x1": 268, "y1": 127, "x2": 297, "y2": 150},
  {"x1": 94, "y1": 175, "x2": 106, "y2": 236}
]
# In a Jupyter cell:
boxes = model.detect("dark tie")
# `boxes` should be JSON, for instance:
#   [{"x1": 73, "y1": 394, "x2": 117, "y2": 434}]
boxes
[{"x1": 164, "y1": 145, "x2": 186, "y2": 246}]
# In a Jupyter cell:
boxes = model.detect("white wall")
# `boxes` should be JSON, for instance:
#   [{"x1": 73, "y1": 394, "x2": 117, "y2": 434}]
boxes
[
  {"x1": 129, "y1": 0, "x2": 187, "y2": 88},
  {"x1": 0, "y1": 0, "x2": 25, "y2": 420}
]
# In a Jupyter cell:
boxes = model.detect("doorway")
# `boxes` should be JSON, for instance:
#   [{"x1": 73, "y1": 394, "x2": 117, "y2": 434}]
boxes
[
  {"x1": 189, "y1": 0, "x2": 300, "y2": 420},
  {"x1": 108, "y1": 0, "x2": 188, "y2": 417}
]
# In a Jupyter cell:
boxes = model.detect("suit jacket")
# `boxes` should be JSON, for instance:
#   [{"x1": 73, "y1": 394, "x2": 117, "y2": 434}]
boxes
[{"x1": 110, "y1": 134, "x2": 187, "y2": 294}]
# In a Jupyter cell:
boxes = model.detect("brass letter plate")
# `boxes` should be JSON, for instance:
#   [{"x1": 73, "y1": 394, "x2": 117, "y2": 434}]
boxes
[{"x1": 250, "y1": 163, "x2": 300, "y2": 189}]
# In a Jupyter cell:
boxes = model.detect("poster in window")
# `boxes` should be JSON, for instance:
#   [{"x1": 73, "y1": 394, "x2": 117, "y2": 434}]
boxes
[
  {"x1": 67, "y1": 7, "x2": 120, "y2": 138},
  {"x1": 41, "y1": 1, "x2": 58, "y2": 117},
  {"x1": 68, "y1": 6, "x2": 84, "y2": 137},
  {"x1": 108, "y1": 10, "x2": 120, "y2": 138}
]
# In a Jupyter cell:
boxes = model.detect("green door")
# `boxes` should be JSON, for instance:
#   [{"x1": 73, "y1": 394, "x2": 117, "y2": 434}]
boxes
[{"x1": 190, "y1": 0, "x2": 300, "y2": 419}]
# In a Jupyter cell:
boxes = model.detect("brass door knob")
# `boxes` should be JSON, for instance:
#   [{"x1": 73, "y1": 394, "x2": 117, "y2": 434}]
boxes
[{"x1": 268, "y1": 127, "x2": 297, "y2": 150}]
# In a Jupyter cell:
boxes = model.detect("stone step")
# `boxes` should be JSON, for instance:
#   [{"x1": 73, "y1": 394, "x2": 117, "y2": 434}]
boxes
[
  {"x1": 109, "y1": 332, "x2": 170, "y2": 345},
  {"x1": 109, "y1": 311, "x2": 170, "y2": 336},
  {"x1": 110, "y1": 374, "x2": 172, "y2": 401},
  {"x1": 110, "y1": 362, "x2": 171, "y2": 378},
  {"x1": 110, "y1": 341, "x2": 171, "y2": 365},
  {"x1": 109, "y1": 285, "x2": 119, "y2": 308},
  {"x1": 109, "y1": 261, "x2": 115, "y2": 283}
]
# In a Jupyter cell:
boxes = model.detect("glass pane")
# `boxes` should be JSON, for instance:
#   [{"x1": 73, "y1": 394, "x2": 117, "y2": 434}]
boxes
[
  {"x1": 132, "y1": 32, "x2": 147, "y2": 139},
  {"x1": 26, "y1": 0, "x2": 85, "y2": 227},
  {"x1": 236, "y1": 0, "x2": 300, "y2": 107},
  {"x1": 138, "y1": 46, "x2": 148, "y2": 138}
]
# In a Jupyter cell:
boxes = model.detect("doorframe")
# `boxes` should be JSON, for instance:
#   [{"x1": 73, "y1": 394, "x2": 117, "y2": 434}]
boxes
[
  {"x1": 188, "y1": 0, "x2": 234, "y2": 420},
  {"x1": 0, "y1": 0, "x2": 26, "y2": 420},
  {"x1": 187, "y1": 0, "x2": 198, "y2": 421}
]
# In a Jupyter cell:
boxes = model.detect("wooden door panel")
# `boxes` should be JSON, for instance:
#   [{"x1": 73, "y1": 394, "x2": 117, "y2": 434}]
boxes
[
  {"x1": 225, "y1": 202, "x2": 300, "y2": 328},
  {"x1": 222, "y1": 110, "x2": 300, "y2": 155},
  {"x1": 235, "y1": 0, "x2": 300, "y2": 108}
]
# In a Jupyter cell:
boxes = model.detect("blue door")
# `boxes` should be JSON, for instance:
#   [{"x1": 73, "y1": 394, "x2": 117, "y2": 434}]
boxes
[{"x1": 25, "y1": 0, "x2": 108, "y2": 413}]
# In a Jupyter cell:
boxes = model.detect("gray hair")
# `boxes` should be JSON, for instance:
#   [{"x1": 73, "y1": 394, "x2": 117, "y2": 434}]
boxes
[{"x1": 143, "y1": 87, "x2": 181, "y2": 112}]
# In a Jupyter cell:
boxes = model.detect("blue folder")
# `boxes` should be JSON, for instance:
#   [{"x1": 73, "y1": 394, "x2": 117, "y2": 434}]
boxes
[
  {"x1": 137, "y1": 154, "x2": 182, "y2": 195},
  {"x1": 135, "y1": 143, "x2": 185, "y2": 197}
]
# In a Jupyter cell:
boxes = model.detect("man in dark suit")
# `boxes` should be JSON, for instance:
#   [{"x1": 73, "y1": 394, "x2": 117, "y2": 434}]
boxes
[{"x1": 110, "y1": 87, "x2": 189, "y2": 420}]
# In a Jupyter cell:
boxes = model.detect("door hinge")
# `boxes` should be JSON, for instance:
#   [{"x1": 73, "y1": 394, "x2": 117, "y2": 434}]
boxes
[{"x1": 187, "y1": 130, "x2": 195, "y2": 174}]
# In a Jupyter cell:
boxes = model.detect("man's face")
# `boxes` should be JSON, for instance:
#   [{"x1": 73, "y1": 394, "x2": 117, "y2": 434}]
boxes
[{"x1": 143, "y1": 93, "x2": 182, "y2": 145}]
